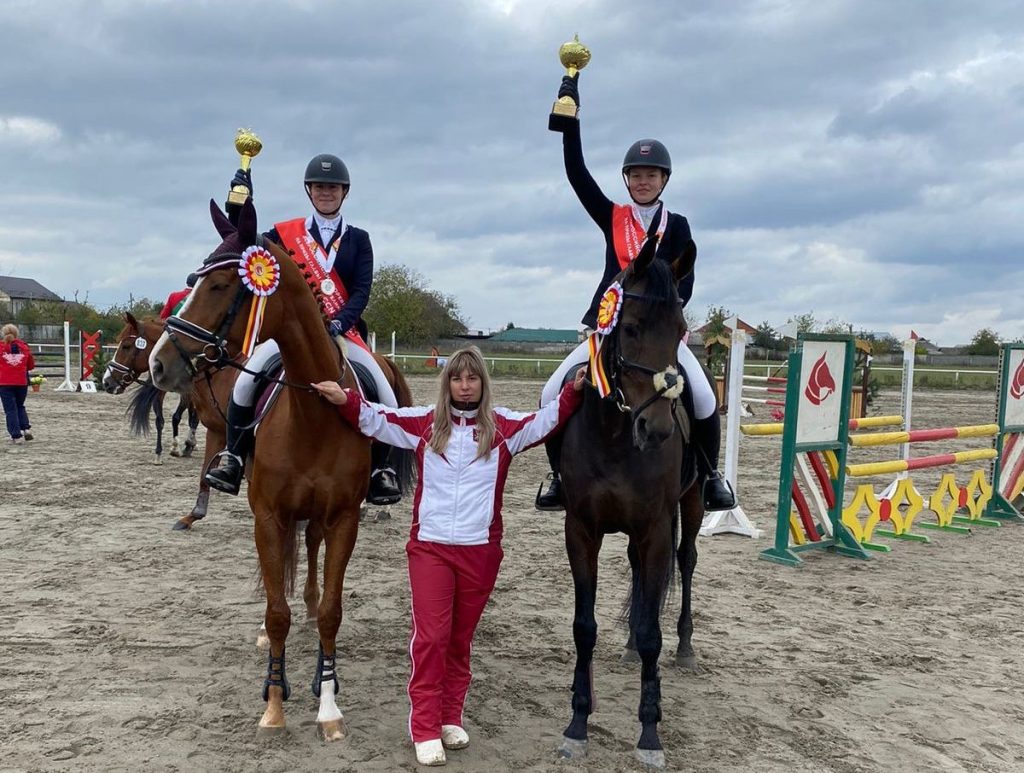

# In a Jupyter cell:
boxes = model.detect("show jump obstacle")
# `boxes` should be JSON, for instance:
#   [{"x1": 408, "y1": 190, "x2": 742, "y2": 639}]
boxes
[{"x1": 756, "y1": 337, "x2": 1023, "y2": 567}]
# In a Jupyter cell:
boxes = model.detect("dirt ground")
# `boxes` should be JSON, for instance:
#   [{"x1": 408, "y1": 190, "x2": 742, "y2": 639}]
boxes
[{"x1": 2, "y1": 378, "x2": 1023, "y2": 773}]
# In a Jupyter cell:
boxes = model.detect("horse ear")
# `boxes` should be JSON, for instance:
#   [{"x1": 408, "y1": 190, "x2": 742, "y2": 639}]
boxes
[
  {"x1": 671, "y1": 239, "x2": 697, "y2": 282},
  {"x1": 237, "y1": 198, "x2": 258, "y2": 247},
  {"x1": 126, "y1": 311, "x2": 140, "y2": 332},
  {"x1": 633, "y1": 236, "x2": 658, "y2": 274},
  {"x1": 210, "y1": 199, "x2": 235, "y2": 240}
]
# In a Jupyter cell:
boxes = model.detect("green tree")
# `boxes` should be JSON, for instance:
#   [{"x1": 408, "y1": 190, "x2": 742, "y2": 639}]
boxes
[
  {"x1": 701, "y1": 305, "x2": 733, "y2": 338},
  {"x1": 752, "y1": 321, "x2": 778, "y2": 350},
  {"x1": 819, "y1": 317, "x2": 852, "y2": 335},
  {"x1": 966, "y1": 328, "x2": 1000, "y2": 356},
  {"x1": 786, "y1": 311, "x2": 817, "y2": 334},
  {"x1": 363, "y1": 265, "x2": 466, "y2": 346}
]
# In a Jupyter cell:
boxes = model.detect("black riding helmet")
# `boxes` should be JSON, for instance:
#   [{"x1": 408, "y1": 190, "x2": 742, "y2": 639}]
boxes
[
  {"x1": 304, "y1": 153, "x2": 350, "y2": 216},
  {"x1": 304, "y1": 154, "x2": 350, "y2": 186},
  {"x1": 621, "y1": 139, "x2": 671, "y2": 205}
]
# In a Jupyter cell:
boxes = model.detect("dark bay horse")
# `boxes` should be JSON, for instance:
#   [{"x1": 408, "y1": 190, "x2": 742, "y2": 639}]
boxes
[
  {"x1": 148, "y1": 199, "x2": 412, "y2": 739},
  {"x1": 103, "y1": 313, "x2": 199, "y2": 463},
  {"x1": 558, "y1": 237, "x2": 701, "y2": 769}
]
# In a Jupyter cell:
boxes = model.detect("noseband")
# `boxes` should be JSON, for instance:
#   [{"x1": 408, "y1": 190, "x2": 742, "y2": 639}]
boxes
[{"x1": 107, "y1": 334, "x2": 151, "y2": 388}]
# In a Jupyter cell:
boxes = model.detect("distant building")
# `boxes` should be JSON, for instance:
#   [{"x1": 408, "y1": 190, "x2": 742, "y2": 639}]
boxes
[
  {"x1": 0, "y1": 275, "x2": 63, "y2": 315},
  {"x1": 487, "y1": 327, "x2": 581, "y2": 344},
  {"x1": 696, "y1": 318, "x2": 758, "y2": 336}
]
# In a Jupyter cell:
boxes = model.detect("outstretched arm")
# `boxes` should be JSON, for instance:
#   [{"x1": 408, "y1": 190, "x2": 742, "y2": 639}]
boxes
[
  {"x1": 501, "y1": 367, "x2": 586, "y2": 455},
  {"x1": 312, "y1": 381, "x2": 430, "y2": 450}
]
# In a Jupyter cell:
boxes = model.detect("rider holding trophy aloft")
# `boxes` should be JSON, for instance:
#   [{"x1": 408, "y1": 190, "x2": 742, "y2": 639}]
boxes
[
  {"x1": 206, "y1": 131, "x2": 403, "y2": 506},
  {"x1": 537, "y1": 43, "x2": 736, "y2": 514}
]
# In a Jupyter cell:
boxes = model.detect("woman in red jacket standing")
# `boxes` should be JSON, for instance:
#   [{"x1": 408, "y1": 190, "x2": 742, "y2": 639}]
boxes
[
  {"x1": 0, "y1": 323, "x2": 36, "y2": 446},
  {"x1": 313, "y1": 347, "x2": 585, "y2": 767}
]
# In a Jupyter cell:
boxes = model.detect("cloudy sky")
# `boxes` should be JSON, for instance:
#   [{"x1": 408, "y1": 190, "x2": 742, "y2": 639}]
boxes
[{"x1": 1, "y1": 0, "x2": 1022, "y2": 346}]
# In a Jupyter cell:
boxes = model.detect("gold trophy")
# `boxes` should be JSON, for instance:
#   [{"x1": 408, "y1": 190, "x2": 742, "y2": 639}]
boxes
[
  {"x1": 227, "y1": 128, "x2": 263, "y2": 205},
  {"x1": 548, "y1": 34, "x2": 591, "y2": 133}
]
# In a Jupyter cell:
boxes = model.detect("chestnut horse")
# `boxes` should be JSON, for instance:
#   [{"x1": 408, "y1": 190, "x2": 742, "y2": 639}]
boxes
[
  {"x1": 557, "y1": 237, "x2": 701, "y2": 770},
  {"x1": 148, "y1": 199, "x2": 412, "y2": 739},
  {"x1": 103, "y1": 314, "x2": 199, "y2": 463},
  {"x1": 110, "y1": 313, "x2": 232, "y2": 531}
]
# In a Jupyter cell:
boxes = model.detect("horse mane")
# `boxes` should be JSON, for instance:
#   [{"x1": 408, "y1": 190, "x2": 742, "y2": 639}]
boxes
[{"x1": 625, "y1": 257, "x2": 679, "y2": 305}]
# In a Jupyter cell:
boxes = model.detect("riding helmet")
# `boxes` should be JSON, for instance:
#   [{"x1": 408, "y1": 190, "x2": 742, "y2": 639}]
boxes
[
  {"x1": 304, "y1": 154, "x2": 351, "y2": 186},
  {"x1": 622, "y1": 139, "x2": 672, "y2": 178}
]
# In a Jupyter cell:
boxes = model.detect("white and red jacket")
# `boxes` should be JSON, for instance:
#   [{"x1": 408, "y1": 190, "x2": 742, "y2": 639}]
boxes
[{"x1": 337, "y1": 383, "x2": 582, "y2": 545}]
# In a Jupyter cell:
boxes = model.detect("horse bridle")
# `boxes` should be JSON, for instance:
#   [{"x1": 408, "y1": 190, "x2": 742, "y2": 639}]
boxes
[
  {"x1": 161, "y1": 250, "x2": 342, "y2": 395},
  {"x1": 599, "y1": 289, "x2": 685, "y2": 426},
  {"x1": 106, "y1": 334, "x2": 150, "y2": 389}
]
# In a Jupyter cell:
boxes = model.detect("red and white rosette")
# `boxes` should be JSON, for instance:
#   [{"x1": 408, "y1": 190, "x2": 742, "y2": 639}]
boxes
[
  {"x1": 595, "y1": 281, "x2": 623, "y2": 335},
  {"x1": 238, "y1": 245, "x2": 280, "y2": 297}
]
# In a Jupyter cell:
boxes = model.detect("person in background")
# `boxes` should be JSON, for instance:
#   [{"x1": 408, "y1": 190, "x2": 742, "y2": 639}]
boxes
[
  {"x1": 158, "y1": 273, "x2": 198, "y2": 320},
  {"x1": 0, "y1": 323, "x2": 35, "y2": 446},
  {"x1": 312, "y1": 347, "x2": 586, "y2": 767}
]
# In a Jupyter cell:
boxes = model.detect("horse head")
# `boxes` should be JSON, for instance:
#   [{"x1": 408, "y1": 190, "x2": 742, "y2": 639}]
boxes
[
  {"x1": 103, "y1": 312, "x2": 156, "y2": 393},
  {"x1": 149, "y1": 198, "x2": 276, "y2": 393},
  {"x1": 608, "y1": 237, "x2": 695, "y2": 450}
]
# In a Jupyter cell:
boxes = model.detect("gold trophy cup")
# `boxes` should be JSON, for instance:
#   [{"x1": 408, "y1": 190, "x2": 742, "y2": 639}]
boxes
[
  {"x1": 227, "y1": 128, "x2": 263, "y2": 206},
  {"x1": 548, "y1": 35, "x2": 591, "y2": 133}
]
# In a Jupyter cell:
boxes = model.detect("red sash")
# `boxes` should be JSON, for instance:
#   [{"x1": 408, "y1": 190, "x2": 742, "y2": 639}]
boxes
[
  {"x1": 274, "y1": 217, "x2": 369, "y2": 352},
  {"x1": 611, "y1": 204, "x2": 668, "y2": 269}
]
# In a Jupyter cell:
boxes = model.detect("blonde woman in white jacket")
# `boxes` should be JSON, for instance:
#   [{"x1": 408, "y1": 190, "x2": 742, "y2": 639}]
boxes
[{"x1": 313, "y1": 346, "x2": 584, "y2": 766}]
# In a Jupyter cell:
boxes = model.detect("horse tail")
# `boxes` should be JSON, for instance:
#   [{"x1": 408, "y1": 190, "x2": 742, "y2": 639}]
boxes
[
  {"x1": 126, "y1": 380, "x2": 164, "y2": 437},
  {"x1": 376, "y1": 354, "x2": 417, "y2": 494},
  {"x1": 618, "y1": 508, "x2": 679, "y2": 631},
  {"x1": 253, "y1": 520, "x2": 301, "y2": 599}
]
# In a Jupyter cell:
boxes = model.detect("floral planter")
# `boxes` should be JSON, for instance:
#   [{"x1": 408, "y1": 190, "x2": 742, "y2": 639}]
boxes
[{"x1": 31, "y1": 384, "x2": 41, "y2": 392}]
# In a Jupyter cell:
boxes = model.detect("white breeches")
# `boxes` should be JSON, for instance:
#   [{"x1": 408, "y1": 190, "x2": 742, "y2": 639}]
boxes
[
  {"x1": 232, "y1": 339, "x2": 397, "y2": 408},
  {"x1": 540, "y1": 337, "x2": 716, "y2": 419}
]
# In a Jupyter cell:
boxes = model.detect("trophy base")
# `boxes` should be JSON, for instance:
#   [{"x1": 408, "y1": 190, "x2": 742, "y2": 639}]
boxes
[
  {"x1": 227, "y1": 189, "x2": 251, "y2": 206},
  {"x1": 548, "y1": 108, "x2": 579, "y2": 134}
]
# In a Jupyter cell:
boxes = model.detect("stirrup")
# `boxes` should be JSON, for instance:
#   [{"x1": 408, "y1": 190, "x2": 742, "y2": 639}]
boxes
[
  {"x1": 205, "y1": 450, "x2": 245, "y2": 495},
  {"x1": 702, "y1": 471, "x2": 736, "y2": 512},
  {"x1": 367, "y1": 467, "x2": 401, "y2": 506},
  {"x1": 534, "y1": 473, "x2": 564, "y2": 512}
]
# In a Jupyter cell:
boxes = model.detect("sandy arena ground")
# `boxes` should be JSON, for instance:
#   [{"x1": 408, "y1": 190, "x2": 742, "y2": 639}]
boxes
[{"x1": 2, "y1": 377, "x2": 1023, "y2": 773}]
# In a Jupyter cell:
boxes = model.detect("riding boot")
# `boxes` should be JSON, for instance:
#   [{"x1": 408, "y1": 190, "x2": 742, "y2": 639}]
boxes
[
  {"x1": 693, "y1": 412, "x2": 736, "y2": 512},
  {"x1": 367, "y1": 441, "x2": 402, "y2": 506},
  {"x1": 204, "y1": 400, "x2": 256, "y2": 496},
  {"x1": 535, "y1": 431, "x2": 565, "y2": 511}
]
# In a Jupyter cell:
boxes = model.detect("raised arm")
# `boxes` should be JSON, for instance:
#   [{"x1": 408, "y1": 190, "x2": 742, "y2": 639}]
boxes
[
  {"x1": 563, "y1": 119, "x2": 614, "y2": 231},
  {"x1": 499, "y1": 372, "x2": 584, "y2": 456}
]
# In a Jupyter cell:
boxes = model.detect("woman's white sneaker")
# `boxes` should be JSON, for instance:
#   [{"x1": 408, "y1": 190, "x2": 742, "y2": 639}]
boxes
[
  {"x1": 441, "y1": 724, "x2": 469, "y2": 750},
  {"x1": 414, "y1": 738, "x2": 446, "y2": 766}
]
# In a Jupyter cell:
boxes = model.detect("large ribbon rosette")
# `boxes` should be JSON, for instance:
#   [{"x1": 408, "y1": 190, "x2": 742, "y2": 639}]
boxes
[
  {"x1": 588, "y1": 281, "x2": 623, "y2": 398},
  {"x1": 238, "y1": 245, "x2": 280, "y2": 297},
  {"x1": 238, "y1": 246, "x2": 280, "y2": 356}
]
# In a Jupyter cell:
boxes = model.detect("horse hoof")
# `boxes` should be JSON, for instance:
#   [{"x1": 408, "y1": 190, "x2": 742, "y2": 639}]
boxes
[
  {"x1": 621, "y1": 646, "x2": 641, "y2": 664},
  {"x1": 171, "y1": 519, "x2": 192, "y2": 531},
  {"x1": 170, "y1": 449, "x2": 181, "y2": 458},
  {"x1": 675, "y1": 653, "x2": 699, "y2": 673},
  {"x1": 635, "y1": 748, "x2": 666, "y2": 769},
  {"x1": 153, "y1": 456, "x2": 163, "y2": 466},
  {"x1": 255, "y1": 722, "x2": 287, "y2": 738},
  {"x1": 317, "y1": 718, "x2": 346, "y2": 742},
  {"x1": 558, "y1": 736, "x2": 588, "y2": 759}
]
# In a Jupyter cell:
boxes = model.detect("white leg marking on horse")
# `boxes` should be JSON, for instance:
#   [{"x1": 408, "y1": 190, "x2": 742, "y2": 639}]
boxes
[{"x1": 316, "y1": 684, "x2": 343, "y2": 724}]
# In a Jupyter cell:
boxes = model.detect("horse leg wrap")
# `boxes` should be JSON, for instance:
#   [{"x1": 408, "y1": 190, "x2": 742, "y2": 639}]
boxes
[
  {"x1": 638, "y1": 677, "x2": 663, "y2": 725},
  {"x1": 263, "y1": 649, "x2": 291, "y2": 702},
  {"x1": 311, "y1": 644, "x2": 339, "y2": 698}
]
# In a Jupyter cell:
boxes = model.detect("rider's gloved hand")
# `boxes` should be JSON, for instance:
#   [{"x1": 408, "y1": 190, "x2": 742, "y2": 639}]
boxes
[
  {"x1": 558, "y1": 73, "x2": 580, "y2": 104},
  {"x1": 328, "y1": 319, "x2": 346, "y2": 337},
  {"x1": 230, "y1": 168, "x2": 252, "y2": 197}
]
